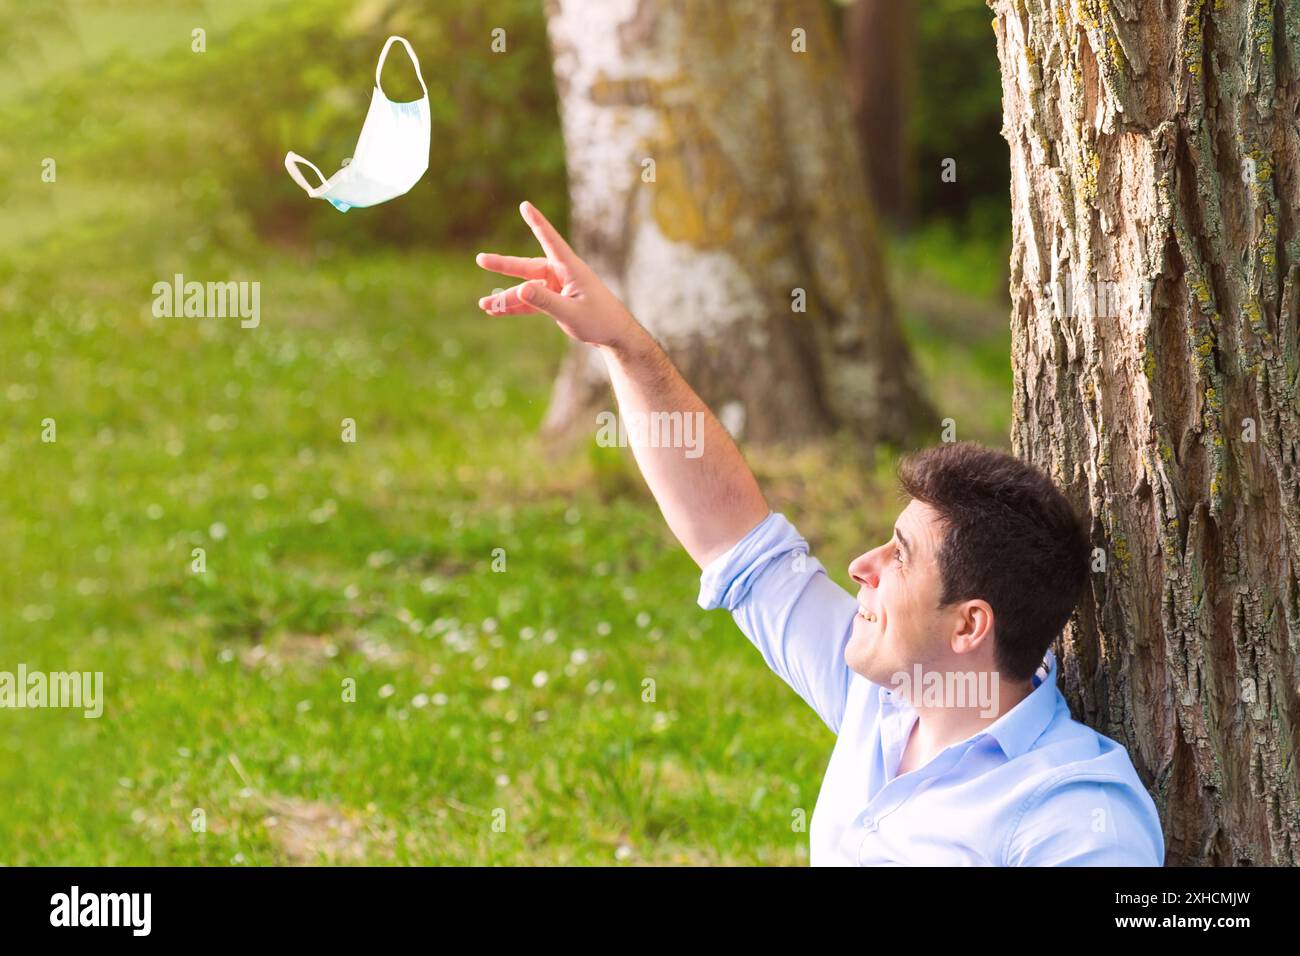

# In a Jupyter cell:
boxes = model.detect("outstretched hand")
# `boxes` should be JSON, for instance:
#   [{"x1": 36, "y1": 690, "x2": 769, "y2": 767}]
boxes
[
  {"x1": 477, "y1": 204, "x2": 769, "y2": 570},
  {"x1": 474, "y1": 201, "x2": 638, "y2": 350}
]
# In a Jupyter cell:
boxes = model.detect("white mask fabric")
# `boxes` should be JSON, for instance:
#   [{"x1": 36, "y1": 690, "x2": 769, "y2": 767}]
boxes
[{"x1": 283, "y1": 35, "x2": 431, "y2": 212}]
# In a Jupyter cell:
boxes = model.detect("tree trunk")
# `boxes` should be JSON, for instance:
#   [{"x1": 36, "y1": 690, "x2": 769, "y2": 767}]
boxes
[
  {"x1": 844, "y1": 0, "x2": 914, "y2": 229},
  {"x1": 540, "y1": 0, "x2": 931, "y2": 447},
  {"x1": 990, "y1": 0, "x2": 1300, "y2": 865}
]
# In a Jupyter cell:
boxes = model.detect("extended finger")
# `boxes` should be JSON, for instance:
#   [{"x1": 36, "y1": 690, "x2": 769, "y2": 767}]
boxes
[
  {"x1": 519, "y1": 201, "x2": 579, "y2": 266},
  {"x1": 474, "y1": 252, "x2": 550, "y2": 281},
  {"x1": 478, "y1": 283, "x2": 540, "y2": 316}
]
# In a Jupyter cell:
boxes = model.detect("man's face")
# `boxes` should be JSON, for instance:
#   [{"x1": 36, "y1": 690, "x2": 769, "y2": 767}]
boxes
[{"x1": 844, "y1": 499, "x2": 950, "y2": 683}]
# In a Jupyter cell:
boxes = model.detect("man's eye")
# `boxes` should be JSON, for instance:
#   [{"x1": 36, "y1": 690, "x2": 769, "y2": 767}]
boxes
[{"x1": 894, "y1": 549, "x2": 905, "y2": 565}]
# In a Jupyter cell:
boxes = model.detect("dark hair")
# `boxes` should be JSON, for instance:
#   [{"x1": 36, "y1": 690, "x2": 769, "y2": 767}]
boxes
[{"x1": 896, "y1": 442, "x2": 1090, "y2": 682}]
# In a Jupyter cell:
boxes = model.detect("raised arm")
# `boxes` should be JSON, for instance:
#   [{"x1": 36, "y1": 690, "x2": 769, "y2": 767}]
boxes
[{"x1": 475, "y1": 202, "x2": 769, "y2": 567}]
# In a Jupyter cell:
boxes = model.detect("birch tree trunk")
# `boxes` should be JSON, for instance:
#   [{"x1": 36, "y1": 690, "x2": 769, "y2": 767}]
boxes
[
  {"x1": 540, "y1": 0, "x2": 931, "y2": 446},
  {"x1": 990, "y1": 0, "x2": 1300, "y2": 865}
]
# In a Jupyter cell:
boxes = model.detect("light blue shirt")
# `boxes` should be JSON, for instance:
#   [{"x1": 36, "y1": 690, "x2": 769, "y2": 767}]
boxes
[{"x1": 698, "y1": 512, "x2": 1166, "y2": 866}]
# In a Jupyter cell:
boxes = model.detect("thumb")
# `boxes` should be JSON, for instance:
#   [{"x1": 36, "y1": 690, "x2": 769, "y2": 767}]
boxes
[{"x1": 519, "y1": 280, "x2": 578, "y2": 323}]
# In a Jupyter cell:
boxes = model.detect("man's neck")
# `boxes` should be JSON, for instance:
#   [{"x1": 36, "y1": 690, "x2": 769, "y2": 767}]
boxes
[{"x1": 905, "y1": 672, "x2": 1036, "y2": 760}]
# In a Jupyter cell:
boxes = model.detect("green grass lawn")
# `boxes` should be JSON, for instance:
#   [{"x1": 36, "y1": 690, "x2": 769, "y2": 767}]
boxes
[
  {"x1": 0, "y1": 241, "x2": 839, "y2": 865},
  {"x1": 0, "y1": 0, "x2": 1012, "y2": 865}
]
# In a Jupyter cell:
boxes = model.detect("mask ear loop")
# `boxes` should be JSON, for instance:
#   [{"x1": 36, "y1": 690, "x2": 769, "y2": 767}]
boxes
[
  {"x1": 374, "y1": 35, "x2": 428, "y2": 100},
  {"x1": 283, "y1": 151, "x2": 330, "y2": 196}
]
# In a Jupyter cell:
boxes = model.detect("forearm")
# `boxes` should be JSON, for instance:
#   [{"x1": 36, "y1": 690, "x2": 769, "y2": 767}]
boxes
[
  {"x1": 599, "y1": 322, "x2": 769, "y2": 568},
  {"x1": 475, "y1": 201, "x2": 771, "y2": 565}
]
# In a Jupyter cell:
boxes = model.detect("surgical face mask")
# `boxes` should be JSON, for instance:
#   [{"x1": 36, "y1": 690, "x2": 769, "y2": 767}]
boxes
[{"x1": 284, "y1": 36, "x2": 430, "y2": 212}]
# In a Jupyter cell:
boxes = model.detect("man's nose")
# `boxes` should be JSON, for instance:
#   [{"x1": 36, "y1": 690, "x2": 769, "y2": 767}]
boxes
[{"x1": 848, "y1": 545, "x2": 885, "y2": 588}]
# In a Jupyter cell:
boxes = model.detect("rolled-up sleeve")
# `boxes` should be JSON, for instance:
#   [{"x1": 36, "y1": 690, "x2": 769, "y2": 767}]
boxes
[{"x1": 698, "y1": 512, "x2": 857, "y2": 734}]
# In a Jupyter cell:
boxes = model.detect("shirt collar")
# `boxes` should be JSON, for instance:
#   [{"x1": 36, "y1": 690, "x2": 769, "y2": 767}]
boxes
[{"x1": 980, "y1": 647, "x2": 1060, "y2": 759}]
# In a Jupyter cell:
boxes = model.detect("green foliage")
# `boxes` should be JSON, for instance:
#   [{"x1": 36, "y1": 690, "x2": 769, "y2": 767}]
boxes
[
  {"x1": 0, "y1": 0, "x2": 568, "y2": 254},
  {"x1": 911, "y1": 0, "x2": 1010, "y2": 242},
  {"x1": 889, "y1": 223, "x2": 1013, "y2": 447},
  {"x1": 891, "y1": 219, "x2": 1008, "y2": 301}
]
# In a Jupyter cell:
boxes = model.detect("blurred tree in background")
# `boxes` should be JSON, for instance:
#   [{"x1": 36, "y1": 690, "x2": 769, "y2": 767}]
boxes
[
  {"x1": 836, "y1": 0, "x2": 1008, "y2": 246},
  {"x1": 540, "y1": 0, "x2": 932, "y2": 447},
  {"x1": 844, "y1": 0, "x2": 914, "y2": 230}
]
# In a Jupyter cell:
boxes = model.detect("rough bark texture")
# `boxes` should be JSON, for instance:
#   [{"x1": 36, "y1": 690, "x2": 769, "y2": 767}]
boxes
[
  {"x1": 541, "y1": 0, "x2": 931, "y2": 446},
  {"x1": 844, "y1": 0, "x2": 915, "y2": 228},
  {"x1": 990, "y1": 0, "x2": 1300, "y2": 865}
]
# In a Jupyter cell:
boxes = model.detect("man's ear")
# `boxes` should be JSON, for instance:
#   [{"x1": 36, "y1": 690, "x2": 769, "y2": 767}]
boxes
[{"x1": 950, "y1": 599, "x2": 994, "y2": 655}]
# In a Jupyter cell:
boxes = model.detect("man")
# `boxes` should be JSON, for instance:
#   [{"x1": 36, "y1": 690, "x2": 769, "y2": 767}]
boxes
[{"x1": 475, "y1": 201, "x2": 1166, "y2": 867}]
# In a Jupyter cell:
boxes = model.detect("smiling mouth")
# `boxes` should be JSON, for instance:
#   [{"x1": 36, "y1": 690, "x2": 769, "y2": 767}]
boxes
[{"x1": 857, "y1": 604, "x2": 878, "y2": 623}]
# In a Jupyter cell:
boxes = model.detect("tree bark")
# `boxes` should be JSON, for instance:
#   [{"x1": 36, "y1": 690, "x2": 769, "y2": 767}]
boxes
[
  {"x1": 844, "y1": 0, "x2": 914, "y2": 229},
  {"x1": 990, "y1": 0, "x2": 1300, "y2": 865},
  {"x1": 540, "y1": 0, "x2": 931, "y2": 447}
]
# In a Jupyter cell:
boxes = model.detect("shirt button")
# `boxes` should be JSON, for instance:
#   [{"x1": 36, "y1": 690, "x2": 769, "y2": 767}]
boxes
[{"x1": 863, "y1": 816, "x2": 878, "y2": 832}]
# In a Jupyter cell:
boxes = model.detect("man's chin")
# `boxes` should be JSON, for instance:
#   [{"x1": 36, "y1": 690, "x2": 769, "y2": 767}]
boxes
[{"x1": 844, "y1": 635, "x2": 884, "y2": 682}]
